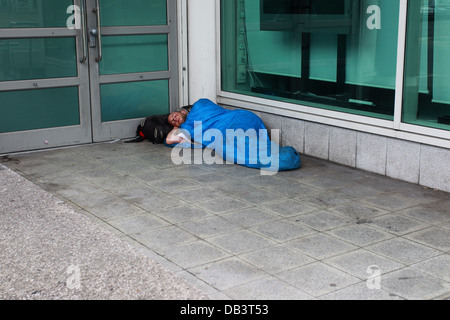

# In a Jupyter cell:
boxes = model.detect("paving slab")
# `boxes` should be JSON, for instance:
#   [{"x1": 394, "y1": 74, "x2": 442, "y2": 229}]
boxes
[{"x1": 0, "y1": 164, "x2": 207, "y2": 300}]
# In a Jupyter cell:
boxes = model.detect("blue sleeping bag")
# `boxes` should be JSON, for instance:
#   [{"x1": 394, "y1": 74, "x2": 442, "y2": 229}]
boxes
[{"x1": 168, "y1": 99, "x2": 301, "y2": 172}]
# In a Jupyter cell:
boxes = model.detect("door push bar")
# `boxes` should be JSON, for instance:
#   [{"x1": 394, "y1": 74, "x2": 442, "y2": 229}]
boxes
[
  {"x1": 91, "y1": 0, "x2": 102, "y2": 62},
  {"x1": 79, "y1": 0, "x2": 87, "y2": 63}
]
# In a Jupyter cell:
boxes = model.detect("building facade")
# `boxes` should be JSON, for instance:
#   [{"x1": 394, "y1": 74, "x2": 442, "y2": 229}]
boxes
[{"x1": 1, "y1": 0, "x2": 449, "y2": 192}]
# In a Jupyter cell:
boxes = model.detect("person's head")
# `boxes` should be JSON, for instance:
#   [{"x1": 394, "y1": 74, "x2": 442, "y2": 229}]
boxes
[{"x1": 168, "y1": 111, "x2": 187, "y2": 127}]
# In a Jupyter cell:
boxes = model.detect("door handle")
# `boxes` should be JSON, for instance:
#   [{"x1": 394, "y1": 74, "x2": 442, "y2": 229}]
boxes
[
  {"x1": 79, "y1": 0, "x2": 88, "y2": 63},
  {"x1": 92, "y1": 0, "x2": 102, "y2": 62}
]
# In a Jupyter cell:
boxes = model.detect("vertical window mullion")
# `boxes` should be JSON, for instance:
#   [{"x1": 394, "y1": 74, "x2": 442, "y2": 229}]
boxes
[{"x1": 394, "y1": 0, "x2": 408, "y2": 130}]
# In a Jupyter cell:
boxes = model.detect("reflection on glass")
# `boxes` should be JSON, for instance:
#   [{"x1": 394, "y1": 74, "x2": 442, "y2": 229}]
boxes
[
  {"x1": 0, "y1": 0, "x2": 73, "y2": 28},
  {"x1": 0, "y1": 87, "x2": 80, "y2": 133},
  {"x1": 221, "y1": 0, "x2": 400, "y2": 119},
  {"x1": 100, "y1": 80, "x2": 169, "y2": 122},
  {"x1": 99, "y1": 35, "x2": 168, "y2": 75},
  {"x1": 0, "y1": 37, "x2": 77, "y2": 81},
  {"x1": 100, "y1": 0, "x2": 167, "y2": 26},
  {"x1": 403, "y1": 0, "x2": 450, "y2": 130}
]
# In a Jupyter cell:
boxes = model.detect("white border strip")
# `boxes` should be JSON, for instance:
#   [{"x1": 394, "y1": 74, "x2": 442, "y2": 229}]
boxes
[
  {"x1": 394, "y1": 0, "x2": 408, "y2": 129},
  {"x1": 216, "y1": 0, "x2": 222, "y2": 103},
  {"x1": 178, "y1": 0, "x2": 189, "y2": 107},
  {"x1": 218, "y1": 91, "x2": 393, "y2": 128}
]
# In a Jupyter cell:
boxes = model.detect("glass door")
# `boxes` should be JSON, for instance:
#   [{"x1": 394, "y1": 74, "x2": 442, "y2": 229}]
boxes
[
  {"x1": 0, "y1": 0, "x2": 179, "y2": 153},
  {"x1": 86, "y1": 0, "x2": 178, "y2": 142},
  {"x1": 0, "y1": 0, "x2": 91, "y2": 153}
]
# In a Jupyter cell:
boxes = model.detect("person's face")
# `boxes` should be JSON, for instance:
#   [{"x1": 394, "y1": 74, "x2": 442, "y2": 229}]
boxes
[{"x1": 168, "y1": 111, "x2": 187, "y2": 127}]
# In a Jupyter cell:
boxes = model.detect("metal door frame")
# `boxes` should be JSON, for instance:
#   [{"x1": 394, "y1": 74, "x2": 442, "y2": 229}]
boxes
[
  {"x1": 0, "y1": 0, "x2": 185, "y2": 154},
  {"x1": 0, "y1": 0, "x2": 92, "y2": 154},
  {"x1": 86, "y1": 0, "x2": 180, "y2": 142}
]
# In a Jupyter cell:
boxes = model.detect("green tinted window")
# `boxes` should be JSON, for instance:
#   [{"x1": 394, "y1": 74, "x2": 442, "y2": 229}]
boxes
[
  {"x1": 0, "y1": 37, "x2": 77, "y2": 81},
  {"x1": 402, "y1": 0, "x2": 450, "y2": 130},
  {"x1": 0, "y1": 0, "x2": 73, "y2": 28},
  {"x1": 0, "y1": 87, "x2": 80, "y2": 133},
  {"x1": 221, "y1": 0, "x2": 400, "y2": 119},
  {"x1": 99, "y1": 35, "x2": 168, "y2": 75},
  {"x1": 100, "y1": 0, "x2": 167, "y2": 26},
  {"x1": 100, "y1": 80, "x2": 169, "y2": 122}
]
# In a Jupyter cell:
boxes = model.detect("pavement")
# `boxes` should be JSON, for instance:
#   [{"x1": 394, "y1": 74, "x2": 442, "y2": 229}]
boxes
[
  {"x1": 1, "y1": 140, "x2": 449, "y2": 300},
  {"x1": 0, "y1": 160, "x2": 207, "y2": 300}
]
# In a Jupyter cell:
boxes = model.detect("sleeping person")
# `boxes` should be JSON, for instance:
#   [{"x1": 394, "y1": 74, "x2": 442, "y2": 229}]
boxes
[{"x1": 165, "y1": 98, "x2": 301, "y2": 173}]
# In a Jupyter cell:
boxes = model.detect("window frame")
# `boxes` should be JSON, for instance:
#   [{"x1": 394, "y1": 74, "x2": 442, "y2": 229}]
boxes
[{"x1": 215, "y1": 0, "x2": 450, "y2": 149}]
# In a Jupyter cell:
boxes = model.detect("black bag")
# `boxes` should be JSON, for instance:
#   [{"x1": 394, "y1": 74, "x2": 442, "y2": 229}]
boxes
[{"x1": 126, "y1": 114, "x2": 173, "y2": 144}]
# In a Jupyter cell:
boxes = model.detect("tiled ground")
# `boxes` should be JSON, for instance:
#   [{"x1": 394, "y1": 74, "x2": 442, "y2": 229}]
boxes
[{"x1": 2, "y1": 141, "x2": 450, "y2": 300}]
